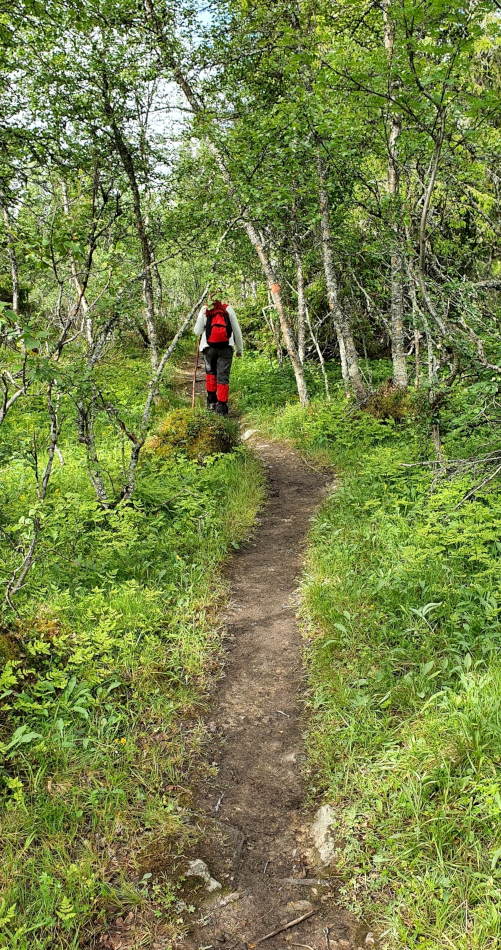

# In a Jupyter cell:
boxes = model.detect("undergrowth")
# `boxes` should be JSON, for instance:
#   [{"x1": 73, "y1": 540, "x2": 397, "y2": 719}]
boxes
[
  {"x1": 232, "y1": 353, "x2": 501, "y2": 950},
  {"x1": 145, "y1": 407, "x2": 240, "y2": 461},
  {"x1": 0, "y1": 351, "x2": 264, "y2": 949}
]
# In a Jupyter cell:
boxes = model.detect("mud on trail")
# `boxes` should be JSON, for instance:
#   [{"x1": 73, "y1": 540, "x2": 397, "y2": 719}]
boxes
[{"x1": 177, "y1": 413, "x2": 369, "y2": 950}]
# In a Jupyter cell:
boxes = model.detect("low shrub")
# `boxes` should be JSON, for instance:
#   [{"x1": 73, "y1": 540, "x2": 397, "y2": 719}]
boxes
[
  {"x1": 145, "y1": 408, "x2": 240, "y2": 462},
  {"x1": 365, "y1": 379, "x2": 415, "y2": 421}
]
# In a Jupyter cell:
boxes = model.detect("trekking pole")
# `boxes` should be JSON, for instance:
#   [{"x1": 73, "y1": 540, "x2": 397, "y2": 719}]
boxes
[{"x1": 191, "y1": 336, "x2": 200, "y2": 409}]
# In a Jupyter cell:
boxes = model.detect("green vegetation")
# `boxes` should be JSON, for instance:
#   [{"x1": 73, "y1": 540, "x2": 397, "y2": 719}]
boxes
[
  {"x1": 2, "y1": 0, "x2": 501, "y2": 946},
  {"x1": 0, "y1": 354, "x2": 264, "y2": 949},
  {"x1": 146, "y1": 408, "x2": 240, "y2": 461},
  {"x1": 233, "y1": 354, "x2": 501, "y2": 949}
]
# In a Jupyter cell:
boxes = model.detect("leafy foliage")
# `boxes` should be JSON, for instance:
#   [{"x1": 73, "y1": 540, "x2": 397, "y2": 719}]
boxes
[
  {"x1": 234, "y1": 354, "x2": 501, "y2": 948},
  {"x1": 0, "y1": 352, "x2": 264, "y2": 948}
]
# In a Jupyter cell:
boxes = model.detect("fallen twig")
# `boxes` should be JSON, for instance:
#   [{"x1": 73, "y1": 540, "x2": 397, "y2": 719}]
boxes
[
  {"x1": 251, "y1": 910, "x2": 317, "y2": 946},
  {"x1": 215, "y1": 792, "x2": 224, "y2": 813},
  {"x1": 280, "y1": 878, "x2": 333, "y2": 886},
  {"x1": 299, "y1": 454, "x2": 326, "y2": 475}
]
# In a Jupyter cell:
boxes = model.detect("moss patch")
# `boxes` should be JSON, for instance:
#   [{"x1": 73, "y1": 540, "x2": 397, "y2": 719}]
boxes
[{"x1": 145, "y1": 408, "x2": 240, "y2": 462}]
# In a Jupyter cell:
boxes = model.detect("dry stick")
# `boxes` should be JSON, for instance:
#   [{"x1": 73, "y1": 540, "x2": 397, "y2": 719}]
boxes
[
  {"x1": 299, "y1": 454, "x2": 325, "y2": 476},
  {"x1": 280, "y1": 878, "x2": 333, "y2": 886},
  {"x1": 251, "y1": 910, "x2": 317, "y2": 946},
  {"x1": 192, "y1": 335, "x2": 200, "y2": 409},
  {"x1": 305, "y1": 301, "x2": 330, "y2": 402}
]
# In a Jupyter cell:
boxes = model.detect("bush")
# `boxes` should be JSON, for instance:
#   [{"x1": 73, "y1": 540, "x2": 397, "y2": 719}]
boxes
[
  {"x1": 145, "y1": 408, "x2": 240, "y2": 462},
  {"x1": 365, "y1": 379, "x2": 415, "y2": 421}
]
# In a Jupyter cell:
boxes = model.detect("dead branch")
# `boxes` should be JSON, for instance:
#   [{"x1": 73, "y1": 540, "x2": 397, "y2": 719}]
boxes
[{"x1": 251, "y1": 910, "x2": 317, "y2": 947}]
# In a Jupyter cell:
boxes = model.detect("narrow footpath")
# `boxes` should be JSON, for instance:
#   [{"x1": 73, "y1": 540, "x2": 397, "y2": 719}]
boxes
[{"x1": 178, "y1": 365, "x2": 367, "y2": 950}]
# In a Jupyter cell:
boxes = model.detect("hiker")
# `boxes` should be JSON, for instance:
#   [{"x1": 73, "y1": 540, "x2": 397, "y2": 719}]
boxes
[{"x1": 194, "y1": 289, "x2": 243, "y2": 415}]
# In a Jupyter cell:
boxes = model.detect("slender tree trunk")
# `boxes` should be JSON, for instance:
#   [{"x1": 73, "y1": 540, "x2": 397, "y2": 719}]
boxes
[
  {"x1": 6, "y1": 383, "x2": 61, "y2": 606},
  {"x1": 316, "y1": 150, "x2": 367, "y2": 403},
  {"x1": 77, "y1": 399, "x2": 110, "y2": 507},
  {"x1": 61, "y1": 183, "x2": 93, "y2": 345},
  {"x1": 102, "y1": 77, "x2": 160, "y2": 372},
  {"x1": 432, "y1": 422, "x2": 444, "y2": 464},
  {"x1": 291, "y1": 193, "x2": 306, "y2": 365},
  {"x1": 2, "y1": 206, "x2": 20, "y2": 316},
  {"x1": 296, "y1": 252, "x2": 306, "y2": 366},
  {"x1": 144, "y1": 186, "x2": 163, "y2": 310},
  {"x1": 383, "y1": 1, "x2": 408, "y2": 388},
  {"x1": 213, "y1": 152, "x2": 309, "y2": 405},
  {"x1": 416, "y1": 111, "x2": 447, "y2": 338},
  {"x1": 389, "y1": 243, "x2": 407, "y2": 387},
  {"x1": 414, "y1": 327, "x2": 421, "y2": 388},
  {"x1": 407, "y1": 259, "x2": 437, "y2": 385}
]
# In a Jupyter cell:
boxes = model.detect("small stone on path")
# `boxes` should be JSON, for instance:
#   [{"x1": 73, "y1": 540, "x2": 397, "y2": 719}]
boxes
[
  {"x1": 186, "y1": 859, "x2": 221, "y2": 892},
  {"x1": 310, "y1": 804, "x2": 337, "y2": 866}
]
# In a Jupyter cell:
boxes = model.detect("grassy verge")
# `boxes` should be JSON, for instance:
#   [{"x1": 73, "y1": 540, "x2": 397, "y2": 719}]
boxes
[
  {"x1": 232, "y1": 353, "x2": 501, "y2": 950},
  {"x1": 0, "y1": 351, "x2": 264, "y2": 949}
]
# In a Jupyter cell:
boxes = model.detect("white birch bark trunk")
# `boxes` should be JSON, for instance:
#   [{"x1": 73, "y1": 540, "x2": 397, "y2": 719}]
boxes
[
  {"x1": 296, "y1": 253, "x2": 306, "y2": 366},
  {"x1": 61, "y1": 183, "x2": 93, "y2": 345},
  {"x1": 291, "y1": 197, "x2": 306, "y2": 365},
  {"x1": 414, "y1": 327, "x2": 421, "y2": 388},
  {"x1": 102, "y1": 78, "x2": 160, "y2": 372},
  {"x1": 383, "y1": 2, "x2": 408, "y2": 388},
  {"x1": 316, "y1": 151, "x2": 367, "y2": 403},
  {"x1": 2, "y1": 207, "x2": 20, "y2": 316}
]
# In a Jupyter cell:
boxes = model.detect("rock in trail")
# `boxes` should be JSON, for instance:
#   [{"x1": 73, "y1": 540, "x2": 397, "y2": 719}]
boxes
[{"x1": 178, "y1": 419, "x2": 365, "y2": 950}]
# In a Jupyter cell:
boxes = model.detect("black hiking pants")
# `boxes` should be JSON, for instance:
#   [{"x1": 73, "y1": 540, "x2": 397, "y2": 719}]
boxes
[{"x1": 203, "y1": 344, "x2": 234, "y2": 404}]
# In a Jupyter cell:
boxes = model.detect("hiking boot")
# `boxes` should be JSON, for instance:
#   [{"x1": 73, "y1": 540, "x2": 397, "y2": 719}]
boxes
[
  {"x1": 215, "y1": 401, "x2": 228, "y2": 416},
  {"x1": 207, "y1": 393, "x2": 217, "y2": 411}
]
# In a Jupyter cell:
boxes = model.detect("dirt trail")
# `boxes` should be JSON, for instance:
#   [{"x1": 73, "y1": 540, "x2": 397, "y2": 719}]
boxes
[{"x1": 177, "y1": 365, "x2": 366, "y2": 950}]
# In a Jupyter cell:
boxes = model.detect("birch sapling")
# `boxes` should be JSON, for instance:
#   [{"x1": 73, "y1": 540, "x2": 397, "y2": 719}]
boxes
[{"x1": 382, "y1": 0, "x2": 407, "y2": 388}]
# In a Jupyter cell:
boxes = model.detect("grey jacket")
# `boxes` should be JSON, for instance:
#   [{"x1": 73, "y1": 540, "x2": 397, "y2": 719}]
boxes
[{"x1": 194, "y1": 304, "x2": 243, "y2": 355}]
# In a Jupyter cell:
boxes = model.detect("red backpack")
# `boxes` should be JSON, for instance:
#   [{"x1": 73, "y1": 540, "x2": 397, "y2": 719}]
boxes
[{"x1": 206, "y1": 301, "x2": 232, "y2": 346}]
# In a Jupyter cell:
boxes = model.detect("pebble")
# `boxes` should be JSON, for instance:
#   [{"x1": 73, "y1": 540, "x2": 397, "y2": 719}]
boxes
[
  {"x1": 185, "y1": 859, "x2": 221, "y2": 892},
  {"x1": 310, "y1": 804, "x2": 337, "y2": 866}
]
